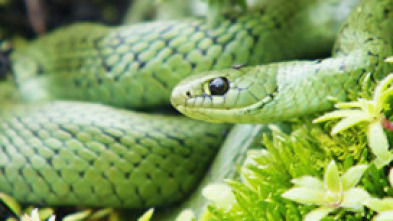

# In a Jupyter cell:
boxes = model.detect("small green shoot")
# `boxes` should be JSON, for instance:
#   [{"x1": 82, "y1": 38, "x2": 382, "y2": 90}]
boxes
[
  {"x1": 314, "y1": 74, "x2": 393, "y2": 168},
  {"x1": 282, "y1": 161, "x2": 369, "y2": 221}
]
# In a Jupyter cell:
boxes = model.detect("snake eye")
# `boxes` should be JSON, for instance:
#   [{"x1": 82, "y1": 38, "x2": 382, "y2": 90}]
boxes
[{"x1": 209, "y1": 77, "x2": 229, "y2": 95}]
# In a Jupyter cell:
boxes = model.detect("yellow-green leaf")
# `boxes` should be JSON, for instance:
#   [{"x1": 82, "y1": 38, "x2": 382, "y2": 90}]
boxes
[
  {"x1": 89, "y1": 208, "x2": 113, "y2": 220},
  {"x1": 364, "y1": 198, "x2": 393, "y2": 212},
  {"x1": 374, "y1": 211, "x2": 393, "y2": 221},
  {"x1": 324, "y1": 161, "x2": 341, "y2": 193},
  {"x1": 304, "y1": 207, "x2": 335, "y2": 221},
  {"x1": 175, "y1": 209, "x2": 196, "y2": 221},
  {"x1": 376, "y1": 87, "x2": 393, "y2": 111},
  {"x1": 202, "y1": 183, "x2": 235, "y2": 208},
  {"x1": 335, "y1": 101, "x2": 362, "y2": 109},
  {"x1": 0, "y1": 193, "x2": 22, "y2": 217},
  {"x1": 331, "y1": 114, "x2": 370, "y2": 135},
  {"x1": 341, "y1": 164, "x2": 368, "y2": 191},
  {"x1": 63, "y1": 210, "x2": 91, "y2": 221},
  {"x1": 138, "y1": 208, "x2": 154, "y2": 221},
  {"x1": 367, "y1": 122, "x2": 390, "y2": 159},
  {"x1": 313, "y1": 110, "x2": 364, "y2": 123},
  {"x1": 282, "y1": 188, "x2": 327, "y2": 205},
  {"x1": 373, "y1": 74, "x2": 393, "y2": 100},
  {"x1": 291, "y1": 176, "x2": 323, "y2": 190},
  {"x1": 341, "y1": 187, "x2": 370, "y2": 211}
]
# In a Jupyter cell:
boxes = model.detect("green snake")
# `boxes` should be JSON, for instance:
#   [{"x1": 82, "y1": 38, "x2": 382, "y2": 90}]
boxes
[
  {"x1": 0, "y1": 0, "x2": 376, "y2": 213},
  {"x1": 172, "y1": 0, "x2": 393, "y2": 124}
]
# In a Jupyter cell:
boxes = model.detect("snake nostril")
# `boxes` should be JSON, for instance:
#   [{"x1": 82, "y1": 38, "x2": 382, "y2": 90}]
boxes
[{"x1": 186, "y1": 91, "x2": 191, "y2": 97}]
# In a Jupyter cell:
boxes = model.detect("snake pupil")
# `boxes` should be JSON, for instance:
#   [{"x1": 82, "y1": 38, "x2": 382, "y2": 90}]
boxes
[{"x1": 209, "y1": 77, "x2": 229, "y2": 95}]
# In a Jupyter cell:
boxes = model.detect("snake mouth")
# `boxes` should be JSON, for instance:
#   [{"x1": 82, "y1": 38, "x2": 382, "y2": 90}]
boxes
[{"x1": 173, "y1": 88, "x2": 278, "y2": 123}]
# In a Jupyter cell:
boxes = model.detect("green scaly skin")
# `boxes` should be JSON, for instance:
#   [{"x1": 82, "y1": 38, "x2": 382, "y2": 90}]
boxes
[
  {"x1": 0, "y1": 102, "x2": 228, "y2": 208},
  {"x1": 171, "y1": 0, "x2": 393, "y2": 124},
  {"x1": 0, "y1": 0, "x2": 358, "y2": 210},
  {"x1": 12, "y1": 0, "x2": 353, "y2": 108}
]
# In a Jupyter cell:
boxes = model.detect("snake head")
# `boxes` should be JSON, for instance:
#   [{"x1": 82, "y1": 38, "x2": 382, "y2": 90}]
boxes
[{"x1": 171, "y1": 66, "x2": 278, "y2": 123}]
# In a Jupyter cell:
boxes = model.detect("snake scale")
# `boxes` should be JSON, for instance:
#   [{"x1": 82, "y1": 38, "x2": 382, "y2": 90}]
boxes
[{"x1": 0, "y1": 0, "x2": 382, "y2": 214}]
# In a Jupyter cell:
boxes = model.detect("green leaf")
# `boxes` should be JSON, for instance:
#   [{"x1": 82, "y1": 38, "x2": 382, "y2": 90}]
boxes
[
  {"x1": 304, "y1": 207, "x2": 335, "y2": 221},
  {"x1": 89, "y1": 208, "x2": 113, "y2": 219},
  {"x1": 0, "y1": 193, "x2": 22, "y2": 217},
  {"x1": 373, "y1": 74, "x2": 393, "y2": 101},
  {"x1": 377, "y1": 87, "x2": 393, "y2": 111},
  {"x1": 281, "y1": 188, "x2": 327, "y2": 205},
  {"x1": 374, "y1": 153, "x2": 393, "y2": 169},
  {"x1": 384, "y1": 57, "x2": 393, "y2": 63},
  {"x1": 367, "y1": 122, "x2": 390, "y2": 162},
  {"x1": 292, "y1": 176, "x2": 323, "y2": 190},
  {"x1": 368, "y1": 102, "x2": 378, "y2": 116},
  {"x1": 390, "y1": 168, "x2": 393, "y2": 188},
  {"x1": 63, "y1": 210, "x2": 91, "y2": 221},
  {"x1": 37, "y1": 208, "x2": 55, "y2": 221},
  {"x1": 202, "y1": 183, "x2": 235, "y2": 208},
  {"x1": 324, "y1": 161, "x2": 341, "y2": 193},
  {"x1": 334, "y1": 101, "x2": 363, "y2": 109},
  {"x1": 175, "y1": 209, "x2": 196, "y2": 221},
  {"x1": 341, "y1": 188, "x2": 370, "y2": 211},
  {"x1": 341, "y1": 164, "x2": 368, "y2": 191},
  {"x1": 138, "y1": 208, "x2": 154, "y2": 221},
  {"x1": 313, "y1": 110, "x2": 365, "y2": 123},
  {"x1": 373, "y1": 211, "x2": 393, "y2": 221},
  {"x1": 364, "y1": 198, "x2": 393, "y2": 212},
  {"x1": 331, "y1": 115, "x2": 370, "y2": 135}
]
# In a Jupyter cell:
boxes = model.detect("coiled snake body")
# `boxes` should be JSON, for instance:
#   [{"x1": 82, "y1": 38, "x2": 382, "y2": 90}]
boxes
[{"x1": 0, "y1": 0, "x2": 382, "y2": 212}]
